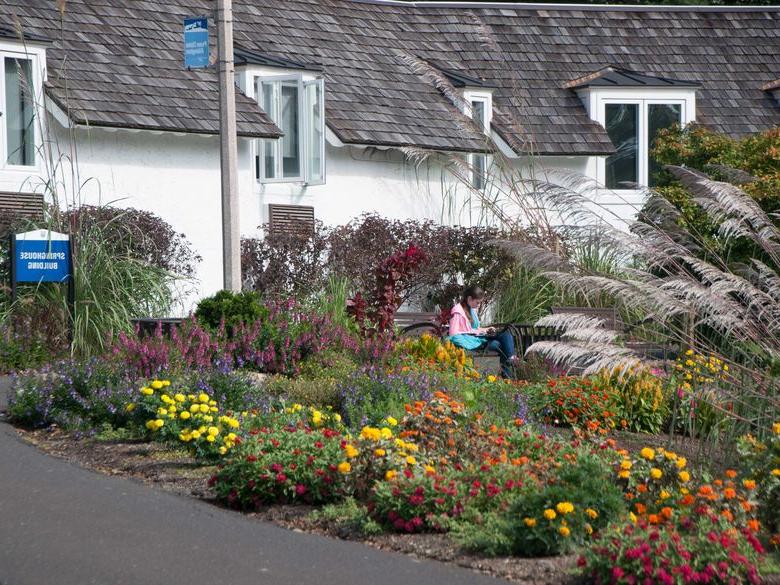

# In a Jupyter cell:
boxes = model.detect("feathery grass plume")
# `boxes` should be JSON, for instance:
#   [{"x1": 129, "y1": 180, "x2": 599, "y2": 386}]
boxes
[{"x1": 492, "y1": 166, "x2": 780, "y2": 445}]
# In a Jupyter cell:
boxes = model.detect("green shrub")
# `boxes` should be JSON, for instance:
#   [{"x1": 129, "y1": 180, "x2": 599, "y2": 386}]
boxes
[
  {"x1": 503, "y1": 452, "x2": 625, "y2": 556},
  {"x1": 595, "y1": 366, "x2": 670, "y2": 434},
  {"x1": 265, "y1": 375, "x2": 341, "y2": 409},
  {"x1": 298, "y1": 349, "x2": 359, "y2": 381},
  {"x1": 310, "y1": 497, "x2": 384, "y2": 537},
  {"x1": 195, "y1": 290, "x2": 267, "y2": 331}
]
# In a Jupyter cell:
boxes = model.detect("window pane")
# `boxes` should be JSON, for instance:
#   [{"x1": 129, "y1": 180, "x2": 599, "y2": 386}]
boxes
[
  {"x1": 260, "y1": 81, "x2": 276, "y2": 179},
  {"x1": 472, "y1": 154, "x2": 486, "y2": 190},
  {"x1": 281, "y1": 82, "x2": 300, "y2": 178},
  {"x1": 304, "y1": 80, "x2": 324, "y2": 184},
  {"x1": 471, "y1": 100, "x2": 485, "y2": 131},
  {"x1": 5, "y1": 58, "x2": 35, "y2": 166},
  {"x1": 648, "y1": 104, "x2": 682, "y2": 187},
  {"x1": 605, "y1": 103, "x2": 638, "y2": 189}
]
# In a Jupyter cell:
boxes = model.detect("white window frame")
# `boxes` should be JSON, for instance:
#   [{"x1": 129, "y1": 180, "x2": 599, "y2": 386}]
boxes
[
  {"x1": 463, "y1": 90, "x2": 492, "y2": 191},
  {"x1": 255, "y1": 74, "x2": 304, "y2": 183},
  {"x1": 580, "y1": 88, "x2": 695, "y2": 191},
  {"x1": 241, "y1": 67, "x2": 326, "y2": 186},
  {"x1": 0, "y1": 43, "x2": 46, "y2": 174}
]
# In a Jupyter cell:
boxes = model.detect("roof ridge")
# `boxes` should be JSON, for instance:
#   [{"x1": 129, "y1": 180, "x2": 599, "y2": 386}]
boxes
[{"x1": 350, "y1": 0, "x2": 780, "y2": 12}]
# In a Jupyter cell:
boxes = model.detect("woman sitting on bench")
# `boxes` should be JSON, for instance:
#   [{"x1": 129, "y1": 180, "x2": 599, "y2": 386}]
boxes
[{"x1": 447, "y1": 285, "x2": 518, "y2": 378}]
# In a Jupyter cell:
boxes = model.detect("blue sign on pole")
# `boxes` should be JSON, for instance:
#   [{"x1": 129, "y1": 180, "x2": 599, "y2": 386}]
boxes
[
  {"x1": 14, "y1": 230, "x2": 71, "y2": 283},
  {"x1": 184, "y1": 17, "x2": 209, "y2": 69}
]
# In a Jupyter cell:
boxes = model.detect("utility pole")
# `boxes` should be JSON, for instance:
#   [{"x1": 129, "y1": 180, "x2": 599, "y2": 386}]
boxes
[{"x1": 216, "y1": 0, "x2": 241, "y2": 291}]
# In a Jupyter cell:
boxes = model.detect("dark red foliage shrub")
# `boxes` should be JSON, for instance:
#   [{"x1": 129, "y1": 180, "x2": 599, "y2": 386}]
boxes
[{"x1": 347, "y1": 245, "x2": 428, "y2": 335}]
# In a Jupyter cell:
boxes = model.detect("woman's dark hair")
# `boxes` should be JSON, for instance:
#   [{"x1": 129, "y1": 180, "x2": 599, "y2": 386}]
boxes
[{"x1": 460, "y1": 285, "x2": 485, "y2": 306}]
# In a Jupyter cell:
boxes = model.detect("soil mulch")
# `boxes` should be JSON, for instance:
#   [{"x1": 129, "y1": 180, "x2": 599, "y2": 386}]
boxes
[{"x1": 16, "y1": 426, "x2": 580, "y2": 585}]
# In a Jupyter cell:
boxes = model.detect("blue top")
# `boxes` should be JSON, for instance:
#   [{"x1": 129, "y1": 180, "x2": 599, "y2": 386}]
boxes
[{"x1": 447, "y1": 308, "x2": 486, "y2": 351}]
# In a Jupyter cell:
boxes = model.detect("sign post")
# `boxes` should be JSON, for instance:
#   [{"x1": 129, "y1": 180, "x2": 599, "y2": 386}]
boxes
[
  {"x1": 183, "y1": 11, "x2": 241, "y2": 292},
  {"x1": 183, "y1": 17, "x2": 210, "y2": 69},
  {"x1": 11, "y1": 229, "x2": 75, "y2": 343}
]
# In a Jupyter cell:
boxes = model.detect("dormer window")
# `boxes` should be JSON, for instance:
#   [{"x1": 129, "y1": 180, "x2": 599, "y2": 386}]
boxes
[
  {"x1": 568, "y1": 67, "x2": 698, "y2": 189},
  {"x1": 464, "y1": 90, "x2": 492, "y2": 190},
  {"x1": 235, "y1": 48, "x2": 325, "y2": 186}
]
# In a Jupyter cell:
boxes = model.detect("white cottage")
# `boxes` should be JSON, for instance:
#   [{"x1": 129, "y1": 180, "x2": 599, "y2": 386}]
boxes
[{"x1": 0, "y1": 1, "x2": 778, "y2": 304}]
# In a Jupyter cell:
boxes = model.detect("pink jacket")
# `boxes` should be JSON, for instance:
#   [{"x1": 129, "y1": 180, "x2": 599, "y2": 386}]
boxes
[{"x1": 448, "y1": 303, "x2": 489, "y2": 336}]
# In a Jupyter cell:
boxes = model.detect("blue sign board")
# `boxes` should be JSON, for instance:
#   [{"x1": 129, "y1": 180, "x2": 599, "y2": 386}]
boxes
[
  {"x1": 14, "y1": 230, "x2": 71, "y2": 283},
  {"x1": 184, "y1": 17, "x2": 209, "y2": 69}
]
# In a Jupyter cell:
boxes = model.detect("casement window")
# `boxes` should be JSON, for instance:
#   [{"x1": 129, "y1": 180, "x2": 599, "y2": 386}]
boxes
[
  {"x1": 604, "y1": 100, "x2": 684, "y2": 189},
  {"x1": 254, "y1": 75, "x2": 325, "y2": 185},
  {"x1": 1, "y1": 54, "x2": 38, "y2": 168},
  {"x1": 464, "y1": 91, "x2": 492, "y2": 190}
]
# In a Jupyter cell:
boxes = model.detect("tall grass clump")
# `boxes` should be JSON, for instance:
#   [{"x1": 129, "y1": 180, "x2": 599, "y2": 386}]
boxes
[{"x1": 494, "y1": 166, "x2": 780, "y2": 447}]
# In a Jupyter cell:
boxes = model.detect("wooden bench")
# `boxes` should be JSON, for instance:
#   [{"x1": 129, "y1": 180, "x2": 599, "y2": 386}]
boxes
[
  {"x1": 550, "y1": 306, "x2": 622, "y2": 331},
  {"x1": 130, "y1": 317, "x2": 185, "y2": 338}
]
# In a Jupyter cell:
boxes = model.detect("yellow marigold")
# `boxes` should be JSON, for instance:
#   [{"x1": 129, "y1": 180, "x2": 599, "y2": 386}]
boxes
[
  {"x1": 585, "y1": 524, "x2": 593, "y2": 535},
  {"x1": 629, "y1": 512, "x2": 637, "y2": 523},
  {"x1": 380, "y1": 427, "x2": 393, "y2": 440},
  {"x1": 125, "y1": 403, "x2": 136, "y2": 412},
  {"x1": 660, "y1": 490, "x2": 671, "y2": 500},
  {"x1": 180, "y1": 411, "x2": 191, "y2": 420},
  {"x1": 543, "y1": 509, "x2": 557, "y2": 520},
  {"x1": 207, "y1": 426, "x2": 219, "y2": 436},
  {"x1": 640, "y1": 447, "x2": 656, "y2": 460},
  {"x1": 218, "y1": 446, "x2": 227, "y2": 455},
  {"x1": 406, "y1": 456, "x2": 417, "y2": 465},
  {"x1": 620, "y1": 460, "x2": 632, "y2": 471},
  {"x1": 337, "y1": 461, "x2": 351, "y2": 474},
  {"x1": 676, "y1": 457, "x2": 687, "y2": 469},
  {"x1": 198, "y1": 393, "x2": 210, "y2": 403},
  {"x1": 523, "y1": 517, "x2": 537, "y2": 527},
  {"x1": 585, "y1": 508, "x2": 598, "y2": 520},
  {"x1": 487, "y1": 375, "x2": 497, "y2": 383},
  {"x1": 140, "y1": 387, "x2": 153, "y2": 396},
  {"x1": 773, "y1": 422, "x2": 780, "y2": 435},
  {"x1": 678, "y1": 471, "x2": 691, "y2": 483},
  {"x1": 650, "y1": 468, "x2": 663, "y2": 480},
  {"x1": 151, "y1": 380, "x2": 164, "y2": 390},
  {"x1": 385, "y1": 470, "x2": 397, "y2": 480},
  {"x1": 556, "y1": 502, "x2": 575, "y2": 515},
  {"x1": 771, "y1": 469, "x2": 780, "y2": 477},
  {"x1": 344, "y1": 444, "x2": 359, "y2": 458},
  {"x1": 374, "y1": 448, "x2": 386, "y2": 457},
  {"x1": 618, "y1": 470, "x2": 630, "y2": 479},
  {"x1": 386, "y1": 416, "x2": 398, "y2": 427},
  {"x1": 559, "y1": 526, "x2": 571, "y2": 537},
  {"x1": 360, "y1": 427, "x2": 382, "y2": 441},
  {"x1": 664, "y1": 451, "x2": 678, "y2": 461},
  {"x1": 424, "y1": 465, "x2": 435, "y2": 474},
  {"x1": 206, "y1": 435, "x2": 215, "y2": 443},
  {"x1": 191, "y1": 430, "x2": 201, "y2": 439},
  {"x1": 743, "y1": 479, "x2": 756, "y2": 490}
]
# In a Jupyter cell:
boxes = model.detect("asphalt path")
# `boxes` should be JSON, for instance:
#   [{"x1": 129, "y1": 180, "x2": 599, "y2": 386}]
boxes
[{"x1": 0, "y1": 376, "x2": 507, "y2": 585}]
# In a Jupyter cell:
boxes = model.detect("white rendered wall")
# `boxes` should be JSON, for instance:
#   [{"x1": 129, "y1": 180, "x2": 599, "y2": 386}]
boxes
[{"x1": 1, "y1": 121, "x2": 643, "y2": 312}]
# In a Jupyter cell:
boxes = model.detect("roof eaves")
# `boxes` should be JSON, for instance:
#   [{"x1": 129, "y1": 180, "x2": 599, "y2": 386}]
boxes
[{"x1": 234, "y1": 46, "x2": 323, "y2": 71}]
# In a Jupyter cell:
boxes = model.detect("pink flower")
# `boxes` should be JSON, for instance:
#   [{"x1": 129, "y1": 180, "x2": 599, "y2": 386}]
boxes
[{"x1": 295, "y1": 484, "x2": 307, "y2": 495}]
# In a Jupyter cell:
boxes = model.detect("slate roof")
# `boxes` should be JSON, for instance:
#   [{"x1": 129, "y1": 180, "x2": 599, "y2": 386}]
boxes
[
  {"x1": 3, "y1": 0, "x2": 779, "y2": 154},
  {"x1": 2, "y1": 1, "x2": 282, "y2": 138}
]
